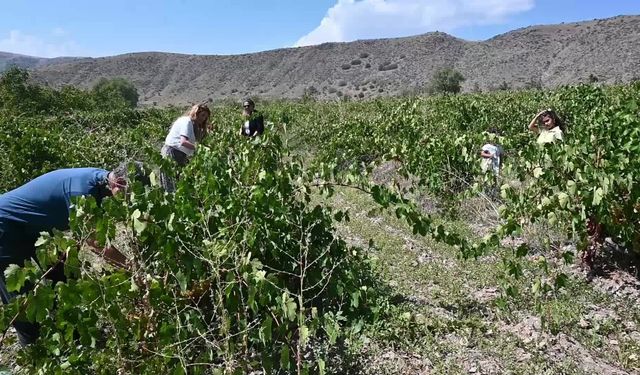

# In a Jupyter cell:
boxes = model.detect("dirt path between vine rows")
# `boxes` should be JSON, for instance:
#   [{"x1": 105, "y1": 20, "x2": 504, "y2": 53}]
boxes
[{"x1": 328, "y1": 187, "x2": 640, "y2": 375}]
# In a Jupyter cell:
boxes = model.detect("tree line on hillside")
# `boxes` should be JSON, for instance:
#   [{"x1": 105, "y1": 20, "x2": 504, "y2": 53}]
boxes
[{"x1": 0, "y1": 67, "x2": 138, "y2": 114}]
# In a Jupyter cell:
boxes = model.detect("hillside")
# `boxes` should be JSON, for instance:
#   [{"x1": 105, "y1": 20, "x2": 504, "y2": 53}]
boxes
[
  {"x1": 9, "y1": 15, "x2": 640, "y2": 106},
  {"x1": 0, "y1": 52, "x2": 82, "y2": 72}
]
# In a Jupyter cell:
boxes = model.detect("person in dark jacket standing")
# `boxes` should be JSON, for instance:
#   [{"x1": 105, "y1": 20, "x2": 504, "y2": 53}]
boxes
[{"x1": 239, "y1": 98, "x2": 264, "y2": 137}]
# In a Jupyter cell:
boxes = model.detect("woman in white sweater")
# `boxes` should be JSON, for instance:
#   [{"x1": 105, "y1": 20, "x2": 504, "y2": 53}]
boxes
[{"x1": 160, "y1": 104, "x2": 211, "y2": 191}]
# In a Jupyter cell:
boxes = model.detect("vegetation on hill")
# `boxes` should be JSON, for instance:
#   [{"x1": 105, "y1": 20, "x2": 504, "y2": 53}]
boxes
[{"x1": 428, "y1": 68, "x2": 465, "y2": 94}]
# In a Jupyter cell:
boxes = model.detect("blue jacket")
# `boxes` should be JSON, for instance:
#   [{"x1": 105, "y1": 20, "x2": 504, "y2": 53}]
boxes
[{"x1": 0, "y1": 168, "x2": 110, "y2": 265}]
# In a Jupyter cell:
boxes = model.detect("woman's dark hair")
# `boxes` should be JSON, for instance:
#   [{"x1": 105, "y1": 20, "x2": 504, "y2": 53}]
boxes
[{"x1": 539, "y1": 109, "x2": 566, "y2": 132}]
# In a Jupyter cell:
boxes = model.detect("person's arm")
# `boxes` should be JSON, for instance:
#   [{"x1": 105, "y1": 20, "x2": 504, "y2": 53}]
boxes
[
  {"x1": 480, "y1": 150, "x2": 494, "y2": 158},
  {"x1": 180, "y1": 135, "x2": 196, "y2": 150},
  {"x1": 176, "y1": 118, "x2": 196, "y2": 150},
  {"x1": 86, "y1": 238, "x2": 129, "y2": 270},
  {"x1": 528, "y1": 111, "x2": 545, "y2": 133}
]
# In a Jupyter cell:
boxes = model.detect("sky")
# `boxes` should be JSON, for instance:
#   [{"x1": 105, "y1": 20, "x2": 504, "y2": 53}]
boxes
[{"x1": 0, "y1": 0, "x2": 638, "y2": 58}]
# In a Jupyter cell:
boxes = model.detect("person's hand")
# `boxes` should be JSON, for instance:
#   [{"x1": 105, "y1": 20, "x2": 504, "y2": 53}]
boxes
[{"x1": 535, "y1": 110, "x2": 548, "y2": 121}]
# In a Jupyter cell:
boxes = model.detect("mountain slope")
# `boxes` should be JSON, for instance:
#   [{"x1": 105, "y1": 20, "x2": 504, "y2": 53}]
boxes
[
  {"x1": 13, "y1": 15, "x2": 640, "y2": 106},
  {"x1": 0, "y1": 52, "x2": 83, "y2": 72}
]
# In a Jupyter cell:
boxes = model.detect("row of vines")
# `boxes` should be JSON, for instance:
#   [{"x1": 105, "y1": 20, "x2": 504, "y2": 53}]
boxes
[{"x1": 0, "y1": 68, "x2": 639, "y2": 373}]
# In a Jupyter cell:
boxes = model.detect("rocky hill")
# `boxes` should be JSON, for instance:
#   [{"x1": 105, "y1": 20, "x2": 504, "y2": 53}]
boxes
[
  {"x1": 0, "y1": 52, "x2": 81, "y2": 72},
  {"x1": 5, "y1": 15, "x2": 639, "y2": 106}
]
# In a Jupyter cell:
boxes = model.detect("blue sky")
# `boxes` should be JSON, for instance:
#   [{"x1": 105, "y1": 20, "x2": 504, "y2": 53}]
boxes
[{"x1": 0, "y1": 0, "x2": 638, "y2": 58}]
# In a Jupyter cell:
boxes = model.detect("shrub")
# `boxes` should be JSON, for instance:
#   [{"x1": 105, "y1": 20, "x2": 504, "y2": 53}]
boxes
[
  {"x1": 0, "y1": 67, "x2": 96, "y2": 114},
  {"x1": 0, "y1": 67, "x2": 54, "y2": 114},
  {"x1": 92, "y1": 77, "x2": 139, "y2": 109},
  {"x1": 428, "y1": 68, "x2": 465, "y2": 94},
  {"x1": 524, "y1": 79, "x2": 542, "y2": 90},
  {"x1": 497, "y1": 81, "x2": 510, "y2": 91},
  {"x1": 303, "y1": 85, "x2": 319, "y2": 101}
]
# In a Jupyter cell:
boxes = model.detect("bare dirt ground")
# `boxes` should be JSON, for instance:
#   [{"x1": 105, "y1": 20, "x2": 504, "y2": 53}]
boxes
[{"x1": 326, "y1": 181, "x2": 640, "y2": 374}]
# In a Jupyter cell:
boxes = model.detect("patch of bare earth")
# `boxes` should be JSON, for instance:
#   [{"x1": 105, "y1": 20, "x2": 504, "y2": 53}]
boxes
[
  {"x1": 0, "y1": 329, "x2": 20, "y2": 373},
  {"x1": 363, "y1": 348, "x2": 432, "y2": 375},
  {"x1": 372, "y1": 160, "x2": 440, "y2": 215},
  {"x1": 501, "y1": 315, "x2": 635, "y2": 375}
]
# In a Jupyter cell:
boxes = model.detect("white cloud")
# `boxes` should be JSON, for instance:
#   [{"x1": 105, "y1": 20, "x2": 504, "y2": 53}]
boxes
[
  {"x1": 0, "y1": 30, "x2": 82, "y2": 58},
  {"x1": 295, "y1": 0, "x2": 535, "y2": 47}
]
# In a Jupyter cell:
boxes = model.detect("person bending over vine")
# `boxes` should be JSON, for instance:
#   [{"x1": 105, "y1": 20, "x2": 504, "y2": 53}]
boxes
[
  {"x1": 160, "y1": 104, "x2": 212, "y2": 191},
  {"x1": 0, "y1": 163, "x2": 148, "y2": 346}
]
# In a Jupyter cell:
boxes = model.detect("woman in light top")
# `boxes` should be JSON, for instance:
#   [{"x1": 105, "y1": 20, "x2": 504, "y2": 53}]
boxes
[
  {"x1": 162, "y1": 104, "x2": 211, "y2": 164},
  {"x1": 160, "y1": 104, "x2": 211, "y2": 191},
  {"x1": 528, "y1": 109, "x2": 565, "y2": 144}
]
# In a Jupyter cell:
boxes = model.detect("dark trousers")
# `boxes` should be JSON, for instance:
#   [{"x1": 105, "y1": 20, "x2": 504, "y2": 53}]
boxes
[
  {"x1": 0, "y1": 264, "x2": 67, "y2": 346},
  {"x1": 160, "y1": 145, "x2": 189, "y2": 192},
  {"x1": 0, "y1": 218, "x2": 66, "y2": 346}
]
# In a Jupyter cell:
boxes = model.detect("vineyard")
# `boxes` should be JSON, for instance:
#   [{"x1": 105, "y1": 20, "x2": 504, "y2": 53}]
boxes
[{"x1": 0, "y1": 68, "x2": 639, "y2": 374}]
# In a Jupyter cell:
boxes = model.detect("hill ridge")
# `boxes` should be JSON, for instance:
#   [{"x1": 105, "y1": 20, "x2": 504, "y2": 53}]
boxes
[{"x1": 2, "y1": 14, "x2": 638, "y2": 105}]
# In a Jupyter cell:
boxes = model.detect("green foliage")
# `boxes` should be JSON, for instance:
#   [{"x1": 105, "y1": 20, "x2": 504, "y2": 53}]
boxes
[
  {"x1": 0, "y1": 80, "x2": 410, "y2": 374},
  {"x1": 0, "y1": 67, "x2": 55, "y2": 115},
  {"x1": 0, "y1": 68, "x2": 117, "y2": 115},
  {"x1": 58, "y1": 85, "x2": 95, "y2": 111},
  {"x1": 428, "y1": 68, "x2": 465, "y2": 94},
  {"x1": 0, "y1": 107, "x2": 176, "y2": 191},
  {"x1": 91, "y1": 77, "x2": 139, "y2": 109},
  {"x1": 2, "y1": 130, "x2": 391, "y2": 373},
  {"x1": 287, "y1": 82, "x2": 640, "y2": 310},
  {"x1": 2, "y1": 77, "x2": 640, "y2": 372}
]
